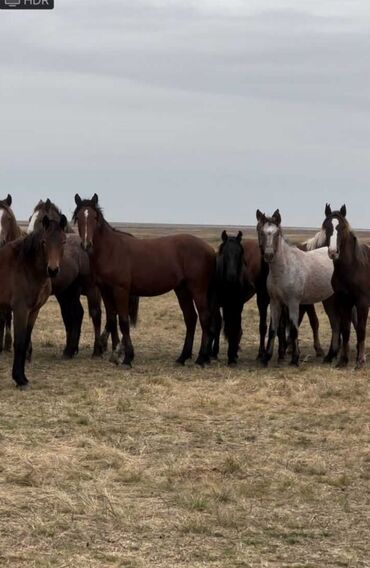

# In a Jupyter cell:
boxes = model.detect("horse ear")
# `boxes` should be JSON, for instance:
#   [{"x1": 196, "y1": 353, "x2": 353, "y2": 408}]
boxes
[
  {"x1": 340, "y1": 204, "x2": 347, "y2": 218},
  {"x1": 75, "y1": 194, "x2": 82, "y2": 207},
  {"x1": 5, "y1": 194, "x2": 12, "y2": 206},
  {"x1": 237, "y1": 231, "x2": 243, "y2": 242},
  {"x1": 272, "y1": 209, "x2": 281, "y2": 225},
  {"x1": 325, "y1": 203, "x2": 331, "y2": 217},
  {"x1": 256, "y1": 209, "x2": 264, "y2": 222},
  {"x1": 221, "y1": 230, "x2": 228, "y2": 242},
  {"x1": 45, "y1": 198, "x2": 51, "y2": 211},
  {"x1": 42, "y1": 215, "x2": 50, "y2": 230},
  {"x1": 59, "y1": 214, "x2": 67, "y2": 231},
  {"x1": 92, "y1": 193, "x2": 99, "y2": 206}
]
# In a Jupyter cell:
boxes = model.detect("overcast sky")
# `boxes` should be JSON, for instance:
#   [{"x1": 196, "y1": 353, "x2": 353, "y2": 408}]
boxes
[{"x1": 1, "y1": 0, "x2": 370, "y2": 227}]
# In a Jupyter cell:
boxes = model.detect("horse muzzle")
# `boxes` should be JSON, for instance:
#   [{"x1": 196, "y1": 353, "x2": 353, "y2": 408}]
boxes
[
  {"x1": 264, "y1": 252, "x2": 274, "y2": 263},
  {"x1": 81, "y1": 240, "x2": 92, "y2": 252},
  {"x1": 328, "y1": 250, "x2": 339, "y2": 261},
  {"x1": 47, "y1": 266, "x2": 60, "y2": 278}
]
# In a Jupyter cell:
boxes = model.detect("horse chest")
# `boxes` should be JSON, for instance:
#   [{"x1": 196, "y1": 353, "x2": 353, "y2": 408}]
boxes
[{"x1": 35, "y1": 280, "x2": 52, "y2": 309}]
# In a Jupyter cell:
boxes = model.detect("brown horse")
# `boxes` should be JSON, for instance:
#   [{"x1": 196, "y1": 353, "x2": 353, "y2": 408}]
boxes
[
  {"x1": 0, "y1": 195, "x2": 24, "y2": 353},
  {"x1": 216, "y1": 231, "x2": 324, "y2": 365},
  {"x1": 28, "y1": 199, "x2": 139, "y2": 357},
  {"x1": 323, "y1": 204, "x2": 370, "y2": 369},
  {"x1": 0, "y1": 215, "x2": 67, "y2": 387},
  {"x1": 73, "y1": 194, "x2": 216, "y2": 367}
]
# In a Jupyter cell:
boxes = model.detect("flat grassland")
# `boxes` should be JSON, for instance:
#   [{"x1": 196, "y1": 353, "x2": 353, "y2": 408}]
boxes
[{"x1": 0, "y1": 225, "x2": 369, "y2": 568}]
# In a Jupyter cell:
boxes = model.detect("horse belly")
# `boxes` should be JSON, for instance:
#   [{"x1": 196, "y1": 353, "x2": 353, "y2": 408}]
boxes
[{"x1": 302, "y1": 271, "x2": 333, "y2": 304}]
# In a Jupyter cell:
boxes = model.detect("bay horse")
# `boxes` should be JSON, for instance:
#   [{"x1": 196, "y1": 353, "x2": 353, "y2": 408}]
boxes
[
  {"x1": 0, "y1": 195, "x2": 24, "y2": 353},
  {"x1": 323, "y1": 204, "x2": 370, "y2": 369},
  {"x1": 256, "y1": 209, "x2": 340, "y2": 366},
  {"x1": 0, "y1": 215, "x2": 67, "y2": 388},
  {"x1": 216, "y1": 231, "x2": 324, "y2": 365},
  {"x1": 73, "y1": 194, "x2": 216, "y2": 367},
  {"x1": 28, "y1": 199, "x2": 140, "y2": 357}
]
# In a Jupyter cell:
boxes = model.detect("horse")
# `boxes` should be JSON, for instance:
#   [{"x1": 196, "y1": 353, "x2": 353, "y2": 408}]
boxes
[
  {"x1": 0, "y1": 215, "x2": 67, "y2": 388},
  {"x1": 216, "y1": 231, "x2": 325, "y2": 365},
  {"x1": 0, "y1": 195, "x2": 24, "y2": 353},
  {"x1": 73, "y1": 193, "x2": 216, "y2": 367},
  {"x1": 256, "y1": 209, "x2": 340, "y2": 366},
  {"x1": 28, "y1": 199, "x2": 140, "y2": 357},
  {"x1": 322, "y1": 204, "x2": 370, "y2": 369}
]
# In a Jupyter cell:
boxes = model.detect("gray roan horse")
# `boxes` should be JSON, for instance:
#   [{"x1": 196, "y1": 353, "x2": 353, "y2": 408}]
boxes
[{"x1": 256, "y1": 209, "x2": 340, "y2": 366}]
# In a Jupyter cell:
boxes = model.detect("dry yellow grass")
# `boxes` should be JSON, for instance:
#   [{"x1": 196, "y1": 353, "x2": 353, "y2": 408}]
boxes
[{"x1": 0, "y1": 226, "x2": 369, "y2": 567}]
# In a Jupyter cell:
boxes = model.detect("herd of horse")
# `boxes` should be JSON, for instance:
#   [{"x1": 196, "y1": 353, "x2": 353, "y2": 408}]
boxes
[{"x1": 0, "y1": 193, "x2": 369, "y2": 389}]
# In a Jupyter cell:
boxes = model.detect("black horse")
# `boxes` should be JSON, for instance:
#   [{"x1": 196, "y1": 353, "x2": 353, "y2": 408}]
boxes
[{"x1": 216, "y1": 231, "x2": 327, "y2": 365}]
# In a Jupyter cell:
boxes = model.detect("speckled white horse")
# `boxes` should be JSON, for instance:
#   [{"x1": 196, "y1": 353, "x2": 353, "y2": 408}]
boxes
[{"x1": 256, "y1": 209, "x2": 340, "y2": 366}]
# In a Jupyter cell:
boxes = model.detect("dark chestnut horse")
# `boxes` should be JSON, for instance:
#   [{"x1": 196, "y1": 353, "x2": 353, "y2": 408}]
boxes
[
  {"x1": 0, "y1": 195, "x2": 24, "y2": 353},
  {"x1": 216, "y1": 231, "x2": 325, "y2": 365},
  {"x1": 0, "y1": 215, "x2": 67, "y2": 387},
  {"x1": 73, "y1": 194, "x2": 216, "y2": 367},
  {"x1": 28, "y1": 200, "x2": 135, "y2": 358},
  {"x1": 323, "y1": 204, "x2": 370, "y2": 369},
  {"x1": 28, "y1": 199, "x2": 140, "y2": 357}
]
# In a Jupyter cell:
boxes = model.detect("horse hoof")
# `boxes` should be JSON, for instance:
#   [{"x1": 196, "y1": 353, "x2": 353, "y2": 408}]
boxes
[
  {"x1": 290, "y1": 360, "x2": 300, "y2": 367},
  {"x1": 228, "y1": 360, "x2": 237, "y2": 367},
  {"x1": 355, "y1": 361, "x2": 365, "y2": 371},
  {"x1": 122, "y1": 362, "x2": 132, "y2": 370},
  {"x1": 315, "y1": 349, "x2": 325, "y2": 358},
  {"x1": 176, "y1": 357, "x2": 186, "y2": 366},
  {"x1": 110, "y1": 352, "x2": 122, "y2": 365},
  {"x1": 16, "y1": 382, "x2": 30, "y2": 391},
  {"x1": 336, "y1": 360, "x2": 348, "y2": 369}
]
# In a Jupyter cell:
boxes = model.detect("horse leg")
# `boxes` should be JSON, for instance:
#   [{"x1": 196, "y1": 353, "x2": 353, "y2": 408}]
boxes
[
  {"x1": 223, "y1": 303, "x2": 242, "y2": 366},
  {"x1": 114, "y1": 288, "x2": 134, "y2": 367},
  {"x1": 210, "y1": 307, "x2": 222, "y2": 359},
  {"x1": 262, "y1": 299, "x2": 282, "y2": 366},
  {"x1": 0, "y1": 312, "x2": 5, "y2": 354},
  {"x1": 58, "y1": 290, "x2": 84, "y2": 359},
  {"x1": 174, "y1": 286, "x2": 197, "y2": 365},
  {"x1": 277, "y1": 306, "x2": 289, "y2": 361},
  {"x1": 336, "y1": 297, "x2": 353, "y2": 368},
  {"x1": 4, "y1": 311, "x2": 12, "y2": 352},
  {"x1": 322, "y1": 295, "x2": 341, "y2": 363},
  {"x1": 12, "y1": 308, "x2": 30, "y2": 388},
  {"x1": 86, "y1": 285, "x2": 103, "y2": 358},
  {"x1": 256, "y1": 292, "x2": 268, "y2": 360},
  {"x1": 100, "y1": 287, "x2": 120, "y2": 353},
  {"x1": 303, "y1": 304, "x2": 324, "y2": 357},
  {"x1": 287, "y1": 301, "x2": 300, "y2": 366},
  {"x1": 354, "y1": 302, "x2": 368, "y2": 369},
  {"x1": 192, "y1": 291, "x2": 212, "y2": 367}
]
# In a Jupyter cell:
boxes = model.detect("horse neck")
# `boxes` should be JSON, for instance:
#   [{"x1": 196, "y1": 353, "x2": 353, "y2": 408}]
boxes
[
  {"x1": 92, "y1": 217, "x2": 122, "y2": 256},
  {"x1": 20, "y1": 234, "x2": 48, "y2": 279},
  {"x1": 338, "y1": 231, "x2": 356, "y2": 266}
]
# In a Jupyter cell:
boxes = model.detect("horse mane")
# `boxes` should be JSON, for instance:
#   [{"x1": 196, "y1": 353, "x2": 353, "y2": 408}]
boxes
[
  {"x1": 302, "y1": 229, "x2": 326, "y2": 251},
  {"x1": 35, "y1": 200, "x2": 74, "y2": 234},
  {"x1": 72, "y1": 200, "x2": 134, "y2": 238},
  {"x1": 15, "y1": 229, "x2": 43, "y2": 259},
  {"x1": 352, "y1": 234, "x2": 369, "y2": 266},
  {"x1": 0, "y1": 201, "x2": 22, "y2": 240}
]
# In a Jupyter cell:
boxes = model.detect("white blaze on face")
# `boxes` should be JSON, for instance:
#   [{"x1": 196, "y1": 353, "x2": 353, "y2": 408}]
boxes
[
  {"x1": 263, "y1": 222, "x2": 278, "y2": 249},
  {"x1": 329, "y1": 218, "x2": 339, "y2": 256},
  {"x1": 28, "y1": 211, "x2": 39, "y2": 234},
  {"x1": 84, "y1": 209, "x2": 89, "y2": 244},
  {"x1": 0, "y1": 209, "x2": 4, "y2": 241}
]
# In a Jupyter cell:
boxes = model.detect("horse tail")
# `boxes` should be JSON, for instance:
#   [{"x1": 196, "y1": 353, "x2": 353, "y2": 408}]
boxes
[{"x1": 129, "y1": 295, "x2": 140, "y2": 327}]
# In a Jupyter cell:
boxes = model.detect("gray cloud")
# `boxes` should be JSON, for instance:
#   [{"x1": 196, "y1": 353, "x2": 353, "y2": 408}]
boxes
[{"x1": 1, "y1": 0, "x2": 370, "y2": 227}]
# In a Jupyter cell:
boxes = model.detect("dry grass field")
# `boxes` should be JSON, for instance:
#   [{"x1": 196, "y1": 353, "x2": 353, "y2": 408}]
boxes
[{"x1": 0, "y1": 226, "x2": 369, "y2": 567}]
